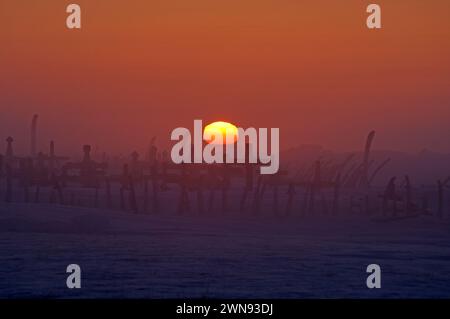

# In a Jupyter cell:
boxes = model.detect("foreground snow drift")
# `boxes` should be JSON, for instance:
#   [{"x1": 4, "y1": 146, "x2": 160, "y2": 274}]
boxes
[{"x1": 0, "y1": 203, "x2": 449, "y2": 298}]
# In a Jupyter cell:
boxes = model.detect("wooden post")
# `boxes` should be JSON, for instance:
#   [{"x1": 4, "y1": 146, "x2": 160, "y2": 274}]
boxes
[
  {"x1": 207, "y1": 167, "x2": 217, "y2": 214},
  {"x1": 251, "y1": 175, "x2": 262, "y2": 215},
  {"x1": 245, "y1": 164, "x2": 254, "y2": 190},
  {"x1": 405, "y1": 175, "x2": 412, "y2": 215},
  {"x1": 382, "y1": 177, "x2": 396, "y2": 217},
  {"x1": 258, "y1": 178, "x2": 267, "y2": 214},
  {"x1": 221, "y1": 173, "x2": 229, "y2": 214},
  {"x1": 143, "y1": 177, "x2": 149, "y2": 213},
  {"x1": 332, "y1": 174, "x2": 341, "y2": 215},
  {"x1": 221, "y1": 187, "x2": 228, "y2": 214},
  {"x1": 49, "y1": 186, "x2": 55, "y2": 204},
  {"x1": 23, "y1": 161, "x2": 30, "y2": 203},
  {"x1": 392, "y1": 197, "x2": 398, "y2": 217},
  {"x1": 421, "y1": 191, "x2": 429, "y2": 215},
  {"x1": 94, "y1": 187, "x2": 99, "y2": 208},
  {"x1": 272, "y1": 182, "x2": 279, "y2": 216},
  {"x1": 240, "y1": 164, "x2": 253, "y2": 213},
  {"x1": 34, "y1": 185, "x2": 40, "y2": 203},
  {"x1": 120, "y1": 187, "x2": 126, "y2": 210},
  {"x1": 0, "y1": 155, "x2": 3, "y2": 198},
  {"x1": 301, "y1": 185, "x2": 309, "y2": 216},
  {"x1": 207, "y1": 187, "x2": 215, "y2": 214},
  {"x1": 308, "y1": 161, "x2": 321, "y2": 214},
  {"x1": 349, "y1": 195, "x2": 355, "y2": 215},
  {"x1": 178, "y1": 166, "x2": 190, "y2": 215},
  {"x1": 369, "y1": 158, "x2": 391, "y2": 186},
  {"x1": 56, "y1": 179, "x2": 64, "y2": 205},
  {"x1": 152, "y1": 174, "x2": 159, "y2": 214},
  {"x1": 24, "y1": 182, "x2": 30, "y2": 203},
  {"x1": 105, "y1": 177, "x2": 112, "y2": 209},
  {"x1": 360, "y1": 131, "x2": 375, "y2": 188},
  {"x1": 240, "y1": 187, "x2": 249, "y2": 213},
  {"x1": 197, "y1": 176, "x2": 204, "y2": 215},
  {"x1": 321, "y1": 193, "x2": 329, "y2": 215},
  {"x1": 129, "y1": 175, "x2": 138, "y2": 214},
  {"x1": 5, "y1": 164, "x2": 12, "y2": 203},
  {"x1": 364, "y1": 194, "x2": 369, "y2": 215},
  {"x1": 437, "y1": 180, "x2": 443, "y2": 219},
  {"x1": 120, "y1": 164, "x2": 128, "y2": 211},
  {"x1": 177, "y1": 183, "x2": 189, "y2": 215},
  {"x1": 285, "y1": 182, "x2": 295, "y2": 216}
]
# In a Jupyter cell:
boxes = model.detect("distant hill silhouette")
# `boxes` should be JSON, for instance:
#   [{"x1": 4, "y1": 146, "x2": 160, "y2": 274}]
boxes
[{"x1": 281, "y1": 145, "x2": 450, "y2": 185}]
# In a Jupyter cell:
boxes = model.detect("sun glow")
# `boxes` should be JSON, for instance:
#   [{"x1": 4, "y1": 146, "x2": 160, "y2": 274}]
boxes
[{"x1": 203, "y1": 121, "x2": 239, "y2": 145}]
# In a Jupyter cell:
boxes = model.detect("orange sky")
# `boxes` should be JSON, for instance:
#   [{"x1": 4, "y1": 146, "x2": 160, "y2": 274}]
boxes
[{"x1": 1, "y1": 0, "x2": 449, "y2": 155}]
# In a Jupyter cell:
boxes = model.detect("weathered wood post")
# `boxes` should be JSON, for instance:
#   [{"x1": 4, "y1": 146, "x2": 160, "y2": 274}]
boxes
[
  {"x1": 34, "y1": 184, "x2": 40, "y2": 203},
  {"x1": 392, "y1": 195, "x2": 398, "y2": 217},
  {"x1": 369, "y1": 158, "x2": 391, "y2": 186},
  {"x1": 51, "y1": 173, "x2": 64, "y2": 205},
  {"x1": 128, "y1": 175, "x2": 138, "y2": 214},
  {"x1": 5, "y1": 137, "x2": 15, "y2": 202},
  {"x1": 120, "y1": 184, "x2": 125, "y2": 210},
  {"x1": 180, "y1": 184, "x2": 189, "y2": 215},
  {"x1": 272, "y1": 178, "x2": 279, "y2": 216},
  {"x1": 445, "y1": 177, "x2": 450, "y2": 217},
  {"x1": 177, "y1": 182, "x2": 190, "y2": 215},
  {"x1": 197, "y1": 175, "x2": 205, "y2": 215},
  {"x1": 364, "y1": 194, "x2": 369, "y2": 215},
  {"x1": 105, "y1": 177, "x2": 112, "y2": 209},
  {"x1": 30, "y1": 114, "x2": 38, "y2": 157},
  {"x1": 24, "y1": 179, "x2": 30, "y2": 202},
  {"x1": 160, "y1": 150, "x2": 169, "y2": 191},
  {"x1": 94, "y1": 187, "x2": 99, "y2": 208},
  {"x1": 148, "y1": 143, "x2": 159, "y2": 213},
  {"x1": 437, "y1": 180, "x2": 443, "y2": 219},
  {"x1": 0, "y1": 154, "x2": 3, "y2": 197},
  {"x1": 421, "y1": 192, "x2": 429, "y2": 215},
  {"x1": 245, "y1": 162, "x2": 254, "y2": 190},
  {"x1": 382, "y1": 177, "x2": 396, "y2": 217},
  {"x1": 5, "y1": 164, "x2": 13, "y2": 202},
  {"x1": 405, "y1": 175, "x2": 412, "y2": 215},
  {"x1": 259, "y1": 178, "x2": 267, "y2": 206},
  {"x1": 143, "y1": 177, "x2": 149, "y2": 213},
  {"x1": 5, "y1": 136, "x2": 14, "y2": 163},
  {"x1": 240, "y1": 164, "x2": 254, "y2": 213},
  {"x1": 360, "y1": 131, "x2": 375, "y2": 188},
  {"x1": 240, "y1": 186, "x2": 249, "y2": 213},
  {"x1": 251, "y1": 175, "x2": 263, "y2": 215},
  {"x1": 177, "y1": 166, "x2": 190, "y2": 215},
  {"x1": 221, "y1": 166, "x2": 229, "y2": 214},
  {"x1": 120, "y1": 164, "x2": 129, "y2": 211},
  {"x1": 152, "y1": 172, "x2": 159, "y2": 214},
  {"x1": 207, "y1": 167, "x2": 217, "y2": 214},
  {"x1": 56, "y1": 181, "x2": 64, "y2": 205},
  {"x1": 20, "y1": 159, "x2": 30, "y2": 203},
  {"x1": 308, "y1": 160, "x2": 321, "y2": 215},
  {"x1": 349, "y1": 194, "x2": 355, "y2": 215},
  {"x1": 332, "y1": 173, "x2": 341, "y2": 215},
  {"x1": 301, "y1": 185, "x2": 309, "y2": 216},
  {"x1": 285, "y1": 182, "x2": 295, "y2": 216}
]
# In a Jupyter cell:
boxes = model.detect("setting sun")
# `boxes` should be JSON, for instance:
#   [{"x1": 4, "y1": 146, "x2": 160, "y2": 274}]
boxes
[{"x1": 203, "y1": 121, "x2": 239, "y2": 144}]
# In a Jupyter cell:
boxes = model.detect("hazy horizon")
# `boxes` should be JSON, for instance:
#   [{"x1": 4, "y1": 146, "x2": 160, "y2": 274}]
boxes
[{"x1": 1, "y1": 113, "x2": 449, "y2": 158}]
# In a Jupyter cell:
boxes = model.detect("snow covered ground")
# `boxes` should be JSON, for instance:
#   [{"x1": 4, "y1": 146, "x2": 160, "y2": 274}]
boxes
[{"x1": 0, "y1": 202, "x2": 449, "y2": 298}]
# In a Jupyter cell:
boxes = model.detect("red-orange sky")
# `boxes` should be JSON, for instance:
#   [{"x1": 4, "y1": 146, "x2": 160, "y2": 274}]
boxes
[{"x1": 1, "y1": 0, "x2": 449, "y2": 156}]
